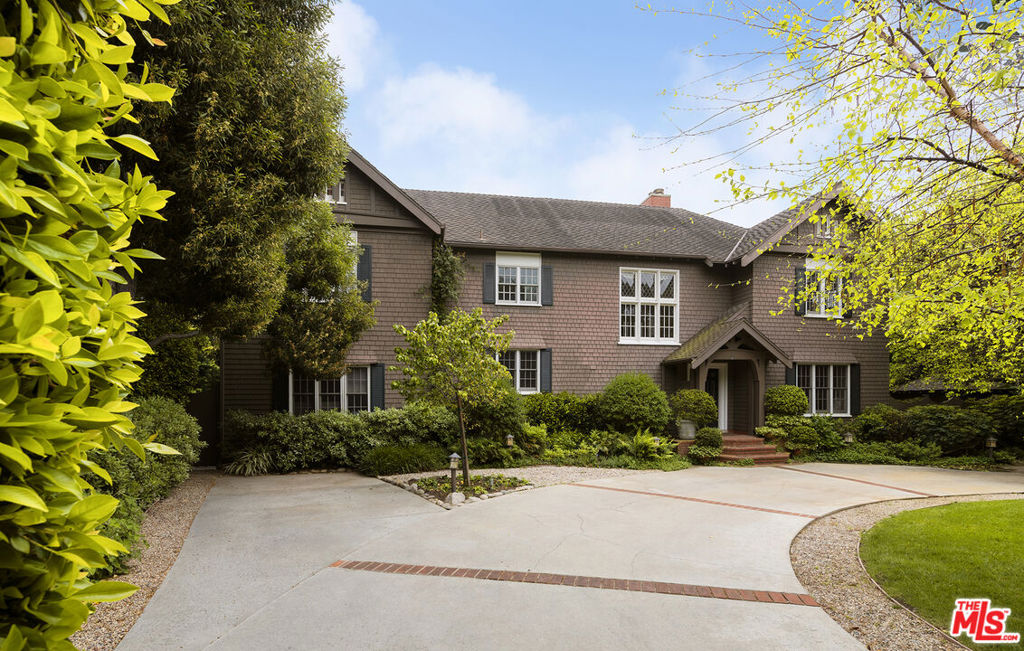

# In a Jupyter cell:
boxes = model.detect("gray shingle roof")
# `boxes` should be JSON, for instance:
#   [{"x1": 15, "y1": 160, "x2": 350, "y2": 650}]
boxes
[{"x1": 405, "y1": 190, "x2": 747, "y2": 261}]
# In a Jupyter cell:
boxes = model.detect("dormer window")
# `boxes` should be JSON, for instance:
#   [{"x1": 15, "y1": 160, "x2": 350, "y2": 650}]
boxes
[{"x1": 323, "y1": 180, "x2": 346, "y2": 205}]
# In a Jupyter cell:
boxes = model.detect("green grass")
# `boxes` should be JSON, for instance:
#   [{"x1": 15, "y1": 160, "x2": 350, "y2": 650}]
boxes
[{"x1": 860, "y1": 500, "x2": 1024, "y2": 649}]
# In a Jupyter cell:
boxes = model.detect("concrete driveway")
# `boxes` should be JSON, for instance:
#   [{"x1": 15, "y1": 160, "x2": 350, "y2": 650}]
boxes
[{"x1": 118, "y1": 464, "x2": 1024, "y2": 650}]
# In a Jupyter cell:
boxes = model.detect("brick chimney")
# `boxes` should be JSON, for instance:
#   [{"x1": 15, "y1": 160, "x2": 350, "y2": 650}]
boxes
[{"x1": 641, "y1": 188, "x2": 670, "y2": 208}]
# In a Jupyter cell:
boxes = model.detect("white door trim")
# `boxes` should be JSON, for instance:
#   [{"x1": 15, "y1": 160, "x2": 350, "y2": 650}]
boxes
[{"x1": 708, "y1": 362, "x2": 729, "y2": 430}]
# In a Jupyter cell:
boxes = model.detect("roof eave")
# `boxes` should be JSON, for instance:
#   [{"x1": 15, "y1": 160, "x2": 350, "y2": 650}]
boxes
[
  {"x1": 738, "y1": 185, "x2": 843, "y2": 267},
  {"x1": 347, "y1": 149, "x2": 443, "y2": 235}
]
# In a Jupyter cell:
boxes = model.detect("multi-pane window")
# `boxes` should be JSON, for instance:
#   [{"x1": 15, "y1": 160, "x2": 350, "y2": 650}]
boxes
[
  {"x1": 804, "y1": 260, "x2": 843, "y2": 318},
  {"x1": 794, "y1": 364, "x2": 850, "y2": 415},
  {"x1": 619, "y1": 268, "x2": 678, "y2": 343},
  {"x1": 498, "y1": 350, "x2": 540, "y2": 394},
  {"x1": 495, "y1": 252, "x2": 541, "y2": 306},
  {"x1": 322, "y1": 180, "x2": 346, "y2": 204},
  {"x1": 291, "y1": 367, "x2": 369, "y2": 414}
]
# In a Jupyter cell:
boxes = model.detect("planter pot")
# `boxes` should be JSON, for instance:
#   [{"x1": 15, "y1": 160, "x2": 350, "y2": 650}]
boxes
[{"x1": 677, "y1": 419, "x2": 697, "y2": 440}]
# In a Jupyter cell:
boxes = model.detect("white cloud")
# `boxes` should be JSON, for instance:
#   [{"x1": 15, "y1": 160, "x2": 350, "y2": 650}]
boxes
[
  {"x1": 326, "y1": 2, "x2": 810, "y2": 227},
  {"x1": 324, "y1": 1, "x2": 380, "y2": 92}
]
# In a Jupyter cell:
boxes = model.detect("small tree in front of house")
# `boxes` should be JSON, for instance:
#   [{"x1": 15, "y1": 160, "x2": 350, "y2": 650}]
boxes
[{"x1": 392, "y1": 309, "x2": 513, "y2": 486}]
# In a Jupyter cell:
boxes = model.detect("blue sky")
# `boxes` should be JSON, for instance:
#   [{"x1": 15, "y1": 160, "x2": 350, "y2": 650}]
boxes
[{"x1": 324, "y1": 2, "x2": 795, "y2": 227}]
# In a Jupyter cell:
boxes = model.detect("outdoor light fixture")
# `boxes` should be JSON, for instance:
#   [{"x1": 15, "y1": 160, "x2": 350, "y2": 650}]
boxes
[
  {"x1": 449, "y1": 452, "x2": 460, "y2": 491},
  {"x1": 506, "y1": 434, "x2": 515, "y2": 447},
  {"x1": 843, "y1": 431, "x2": 854, "y2": 444},
  {"x1": 986, "y1": 436, "x2": 997, "y2": 459}
]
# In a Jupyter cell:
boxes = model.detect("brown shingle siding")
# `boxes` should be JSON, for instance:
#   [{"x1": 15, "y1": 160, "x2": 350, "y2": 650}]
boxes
[
  {"x1": 750, "y1": 253, "x2": 891, "y2": 408},
  {"x1": 346, "y1": 228, "x2": 433, "y2": 407},
  {"x1": 457, "y1": 249, "x2": 737, "y2": 393},
  {"x1": 222, "y1": 339, "x2": 274, "y2": 413}
]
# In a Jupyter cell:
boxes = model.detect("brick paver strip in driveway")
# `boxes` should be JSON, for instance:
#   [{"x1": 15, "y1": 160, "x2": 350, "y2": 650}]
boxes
[
  {"x1": 571, "y1": 482, "x2": 819, "y2": 518},
  {"x1": 330, "y1": 559, "x2": 821, "y2": 606},
  {"x1": 774, "y1": 466, "x2": 936, "y2": 496}
]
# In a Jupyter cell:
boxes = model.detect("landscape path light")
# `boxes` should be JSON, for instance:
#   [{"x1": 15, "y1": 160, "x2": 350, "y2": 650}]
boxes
[
  {"x1": 986, "y1": 436, "x2": 997, "y2": 459},
  {"x1": 449, "y1": 452, "x2": 460, "y2": 493},
  {"x1": 506, "y1": 433, "x2": 515, "y2": 447}
]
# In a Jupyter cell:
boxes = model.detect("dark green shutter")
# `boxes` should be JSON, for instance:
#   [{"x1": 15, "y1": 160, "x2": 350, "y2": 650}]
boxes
[
  {"x1": 272, "y1": 370, "x2": 290, "y2": 412},
  {"x1": 785, "y1": 365, "x2": 796, "y2": 386},
  {"x1": 541, "y1": 266, "x2": 553, "y2": 306},
  {"x1": 370, "y1": 364, "x2": 385, "y2": 410},
  {"x1": 483, "y1": 263, "x2": 496, "y2": 304},
  {"x1": 850, "y1": 364, "x2": 861, "y2": 415},
  {"x1": 794, "y1": 267, "x2": 806, "y2": 316},
  {"x1": 540, "y1": 348, "x2": 552, "y2": 393},
  {"x1": 357, "y1": 245, "x2": 372, "y2": 302}
]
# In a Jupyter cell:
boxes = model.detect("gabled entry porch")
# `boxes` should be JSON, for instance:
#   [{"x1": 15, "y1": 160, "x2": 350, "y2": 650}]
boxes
[{"x1": 663, "y1": 303, "x2": 792, "y2": 433}]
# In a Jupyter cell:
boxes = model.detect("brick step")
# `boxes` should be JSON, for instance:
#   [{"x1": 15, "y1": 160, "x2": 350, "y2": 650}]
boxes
[
  {"x1": 721, "y1": 446, "x2": 784, "y2": 457},
  {"x1": 718, "y1": 452, "x2": 790, "y2": 465}
]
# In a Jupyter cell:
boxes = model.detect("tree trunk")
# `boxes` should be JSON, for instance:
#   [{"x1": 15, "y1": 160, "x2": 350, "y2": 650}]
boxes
[{"x1": 455, "y1": 393, "x2": 471, "y2": 488}]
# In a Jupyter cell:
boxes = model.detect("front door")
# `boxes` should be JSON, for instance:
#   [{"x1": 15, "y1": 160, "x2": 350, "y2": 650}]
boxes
[{"x1": 704, "y1": 363, "x2": 729, "y2": 430}]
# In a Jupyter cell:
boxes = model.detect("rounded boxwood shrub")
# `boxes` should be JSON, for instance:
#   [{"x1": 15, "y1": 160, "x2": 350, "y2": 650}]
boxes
[
  {"x1": 687, "y1": 445, "x2": 721, "y2": 465},
  {"x1": 694, "y1": 426, "x2": 723, "y2": 448},
  {"x1": 782, "y1": 425, "x2": 820, "y2": 454},
  {"x1": 597, "y1": 373, "x2": 672, "y2": 434},
  {"x1": 670, "y1": 389, "x2": 718, "y2": 428},
  {"x1": 523, "y1": 391, "x2": 599, "y2": 433},
  {"x1": 765, "y1": 385, "x2": 809, "y2": 416}
]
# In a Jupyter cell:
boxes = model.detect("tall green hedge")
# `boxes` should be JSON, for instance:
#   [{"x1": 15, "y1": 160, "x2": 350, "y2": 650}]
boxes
[{"x1": 0, "y1": 0, "x2": 175, "y2": 646}]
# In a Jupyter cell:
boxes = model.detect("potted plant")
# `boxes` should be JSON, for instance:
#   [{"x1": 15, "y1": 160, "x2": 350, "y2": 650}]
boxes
[{"x1": 669, "y1": 389, "x2": 718, "y2": 440}]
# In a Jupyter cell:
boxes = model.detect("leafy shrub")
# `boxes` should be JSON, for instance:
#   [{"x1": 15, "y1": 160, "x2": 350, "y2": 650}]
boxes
[
  {"x1": 694, "y1": 427, "x2": 723, "y2": 448},
  {"x1": 628, "y1": 430, "x2": 676, "y2": 461},
  {"x1": 597, "y1": 373, "x2": 672, "y2": 434},
  {"x1": 966, "y1": 394, "x2": 1024, "y2": 447},
  {"x1": 464, "y1": 387, "x2": 527, "y2": 443},
  {"x1": 95, "y1": 497, "x2": 146, "y2": 577},
  {"x1": 806, "y1": 441, "x2": 982, "y2": 467},
  {"x1": 687, "y1": 445, "x2": 722, "y2": 465},
  {"x1": 806, "y1": 415, "x2": 844, "y2": 452},
  {"x1": 90, "y1": 398, "x2": 205, "y2": 571},
  {"x1": 0, "y1": 2, "x2": 177, "y2": 643},
  {"x1": 755, "y1": 426, "x2": 787, "y2": 443},
  {"x1": 541, "y1": 444, "x2": 600, "y2": 466},
  {"x1": 402, "y1": 402, "x2": 461, "y2": 446},
  {"x1": 852, "y1": 404, "x2": 909, "y2": 442},
  {"x1": 783, "y1": 425, "x2": 821, "y2": 454},
  {"x1": 765, "y1": 413, "x2": 809, "y2": 432},
  {"x1": 904, "y1": 405, "x2": 993, "y2": 455},
  {"x1": 522, "y1": 392, "x2": 600, "y2": 432},
  {"x1": 669, "y1": 389, "x2": 718, "y2": 428},
  {"x1": 359, "y1": 444, "x2": 448, "y2": 476},
  {"x1": 886, "y1": 439, "x2": 942, "y2": 462},
  {"x1": 587, "y1": 429, "x2": 630, "y2": 457},
  {"x1": 465, "y1": 437, "x2": 525, "y2": 467},
  {"x1": 224, "y1": 445, "x2": 275, "y2": 477},
  {"x1": 599, "y1": 455, "x2": 691, "y2": 471},
  {"x1": 517, "y1": 423, "x2": 549, "y2": 454},
  {"x1": 765, "y1": 385, "x2": 809, "y2": 416}
]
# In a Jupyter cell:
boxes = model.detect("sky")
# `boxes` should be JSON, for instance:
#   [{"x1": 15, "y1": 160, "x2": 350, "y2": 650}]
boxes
[{"x1": 323, "y1": 1, "x2": 799, "y2": 227}]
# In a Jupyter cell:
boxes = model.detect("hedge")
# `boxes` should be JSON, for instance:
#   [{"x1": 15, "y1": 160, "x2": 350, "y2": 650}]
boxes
[{"x1": 597, "y1": 373, "x2": 672, "y2": 434}]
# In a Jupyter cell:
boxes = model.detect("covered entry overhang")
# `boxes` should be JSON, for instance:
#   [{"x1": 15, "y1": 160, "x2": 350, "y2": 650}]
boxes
[{"x1": 663, "y1": 305, "x2": 792, "y2": 432}]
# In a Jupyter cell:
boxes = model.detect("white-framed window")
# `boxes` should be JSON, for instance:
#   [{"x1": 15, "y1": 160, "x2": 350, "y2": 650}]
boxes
[
  {"x1": 495, "y1": 252, "x2": 541, "y2": 306},
  {"x1": 497, "y1": 350, "x2": 540, "y2": 394},
  {"x1": 619, "y1": 268, "x2": 678, "y2": 344},
  {"x1": 814, "y1": 212, "x2": 836, "y2": 238},
  {"x1": 323, "y1": 180, "x2": 346, "y2": 205},
  {"x1": 795, "y1": 363, "x2": 850, "y2": 416},
  {"x1": 804, "y1": 259, "x2": 843, "y2": 318},
  {"x1": 290, "y1": 367, "x2": 369, "y2": 414}
]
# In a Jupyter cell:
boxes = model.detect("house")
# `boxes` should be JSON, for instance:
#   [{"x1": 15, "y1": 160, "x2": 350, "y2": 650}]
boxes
[{"x1": 219, "y1": 150, "x2": 890, "y2": 436}]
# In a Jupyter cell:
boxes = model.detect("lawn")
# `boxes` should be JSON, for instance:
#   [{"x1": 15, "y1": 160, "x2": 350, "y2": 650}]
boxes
[{"x1": 860, "y1": 500, "x2": 1024, "y2": 649}]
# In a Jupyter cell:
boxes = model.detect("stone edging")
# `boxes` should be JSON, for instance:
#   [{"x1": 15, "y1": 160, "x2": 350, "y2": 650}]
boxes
[
  {"x1": 379, "y1": 476, "x2": 534, "y2": 510},
  {"x1": 790, "y1": 492, "x2": 1024, "y2": 651}
]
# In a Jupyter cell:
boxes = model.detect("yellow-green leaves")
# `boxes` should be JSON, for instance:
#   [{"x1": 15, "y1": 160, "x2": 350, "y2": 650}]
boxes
[{"x1": 0, "y1": 0, "x2": 177, "y2": 646}]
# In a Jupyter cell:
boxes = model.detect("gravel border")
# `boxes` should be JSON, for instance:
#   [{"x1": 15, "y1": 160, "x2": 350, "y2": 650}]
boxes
[
  {"x1": 791, "y1": 492, "x2": 1024, "y2": 651},
  {"x1": 71, "y1": 470, "x2": 219, "y2": 651}
]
